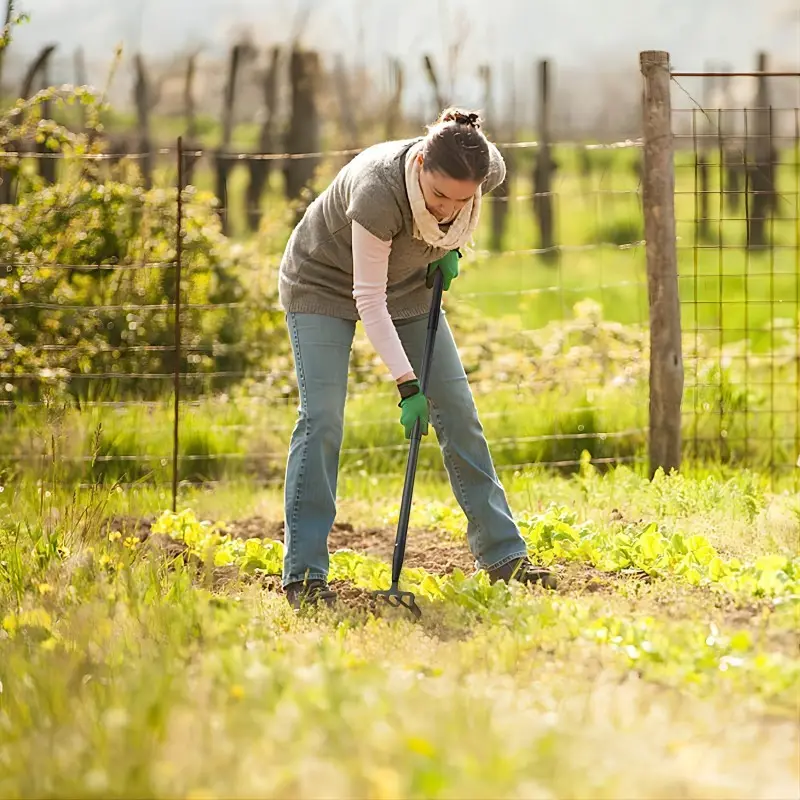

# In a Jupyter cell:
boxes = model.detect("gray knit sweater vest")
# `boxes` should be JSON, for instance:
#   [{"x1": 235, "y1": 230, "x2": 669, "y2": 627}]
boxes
[{"x1": 278, "y1": 136, "x2": 506, "y2": 321}]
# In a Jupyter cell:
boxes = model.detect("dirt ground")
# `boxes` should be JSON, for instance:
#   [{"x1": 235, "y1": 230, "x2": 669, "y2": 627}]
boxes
[
  {"x1": 104, "y1": 514, "x2": 477, "y2": 575},
  {"x1": 228, "y1": 516, "x2": 478, "y2": 576},
  {"x1": 222, "y1": 518, "x2": 649, "y2": 596}
]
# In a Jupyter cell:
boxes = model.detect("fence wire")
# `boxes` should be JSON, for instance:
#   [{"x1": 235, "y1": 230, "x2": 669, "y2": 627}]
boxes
[{"x1": 670, "y1": 71, "x2": 799, "y2": 484}]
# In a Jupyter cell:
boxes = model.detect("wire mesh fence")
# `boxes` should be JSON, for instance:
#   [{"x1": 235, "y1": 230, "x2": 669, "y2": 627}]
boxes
[
  {"x1": 670, "y1": 70, "x2": 799, "y2": 485},
  {"x1": 0, "y1": 133, "x2": 651, "y2": 502},
  {"x1": 1, "y1": 56, "x2": 797, "y2": 505}
]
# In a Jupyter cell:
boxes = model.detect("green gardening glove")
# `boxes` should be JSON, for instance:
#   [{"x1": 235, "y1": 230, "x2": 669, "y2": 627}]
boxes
[
  {"x1": 426, "y1": 248, "x2": 462, "y2": 291},
  {"x1": 397, "y1": 379, "x2": 430, "y2": 439}
]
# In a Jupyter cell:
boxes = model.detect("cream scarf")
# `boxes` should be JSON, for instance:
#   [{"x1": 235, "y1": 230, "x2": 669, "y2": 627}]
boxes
[{"x1": 404, "y1": 140, "x2": 482, "y2": 250}]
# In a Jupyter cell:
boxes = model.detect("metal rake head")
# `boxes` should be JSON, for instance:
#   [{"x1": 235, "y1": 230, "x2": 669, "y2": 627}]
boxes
[{"x1": 372, "y1": 586, "x2": 422, "y2": 620}]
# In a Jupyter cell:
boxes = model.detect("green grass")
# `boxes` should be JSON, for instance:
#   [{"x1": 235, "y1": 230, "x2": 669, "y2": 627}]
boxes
[
  {"x1": 3, "y1": 376, "x2": 795, "y2": 490},
  {"x1": 3, "y1": 314, "x2": 797, "y2": 489},
  {"x1": 0, "y1": 466, "x2": 798, "y2": 797},
  {"x1": 457, "y1": 145, "x2": 799, "y2": 346}
]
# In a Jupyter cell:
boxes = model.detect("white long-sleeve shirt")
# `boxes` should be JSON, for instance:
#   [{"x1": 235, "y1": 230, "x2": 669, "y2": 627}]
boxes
[{"x1": 351, "y1": 221, "x2": 415, "y2": 380}]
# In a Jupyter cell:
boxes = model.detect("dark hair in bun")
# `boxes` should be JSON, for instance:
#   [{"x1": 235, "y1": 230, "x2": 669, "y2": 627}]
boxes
[{"x1": 421, "y1": 106, "x2": 490, "y2": 183}]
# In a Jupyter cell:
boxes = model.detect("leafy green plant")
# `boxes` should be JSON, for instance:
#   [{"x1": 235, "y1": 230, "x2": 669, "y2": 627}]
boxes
[
  {"x1": 1, "y1": 84, "x2": 286, "y2": 407},
  {"x1": 518, "y1": 503, "x2": 799, "y2": 599}
]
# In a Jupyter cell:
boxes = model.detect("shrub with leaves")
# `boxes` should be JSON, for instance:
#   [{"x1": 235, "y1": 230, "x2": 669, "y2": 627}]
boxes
[{"x1": 0, "y1": 88, "x2": 285, "y2": 402}]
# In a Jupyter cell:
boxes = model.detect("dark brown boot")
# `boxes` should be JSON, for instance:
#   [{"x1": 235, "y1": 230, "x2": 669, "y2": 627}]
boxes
[
  {"x1": 285, "y1": 579, "x2": 338, "y2": 611},
  {"x1": 488, "y1": 557, "x2": 558, "y2": 590}
]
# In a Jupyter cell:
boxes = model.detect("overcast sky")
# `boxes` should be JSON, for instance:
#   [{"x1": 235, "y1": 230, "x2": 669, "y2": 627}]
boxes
[
  {"x1": 5, "y1": 0, "x2": 799, "y2": 122},
  {"x1": 9, "y1": 0, "x2": 799, "y2": 69}
]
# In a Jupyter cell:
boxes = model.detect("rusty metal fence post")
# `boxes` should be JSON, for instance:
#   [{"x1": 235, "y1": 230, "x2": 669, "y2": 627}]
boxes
[
  {"x1": 172, "y1": 136, "x2": 184, "y2": 511},
  {"x1": 640, "y1": 50, "x2": 684, "y2": 477}
]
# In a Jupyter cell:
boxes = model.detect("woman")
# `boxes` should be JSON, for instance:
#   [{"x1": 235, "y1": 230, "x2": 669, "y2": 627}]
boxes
[{"x1": 278, "y1": 108, "x2": 557, "y2": 609}]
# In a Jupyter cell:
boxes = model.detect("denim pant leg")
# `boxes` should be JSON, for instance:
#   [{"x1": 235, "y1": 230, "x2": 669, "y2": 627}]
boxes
[
  {"x1": 283, "y1": 312, "x2": 355, "y2": 587},
  {"x1": 394, "y1": 311, "x2": 528, "y2": 571}
]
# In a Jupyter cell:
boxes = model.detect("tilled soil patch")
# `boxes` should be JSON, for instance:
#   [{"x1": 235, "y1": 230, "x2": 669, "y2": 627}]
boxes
[
  {"x1": 100, "y1": 513, "x2": 663, "y2": 595},
  {"x1": 102, "y1": 514, "x2": 474, "y2": 576},
  {"x1": 328, "y1": 581, "x2": 386, "y2": 615},
  {"x1": 551, "y1": 561, "x2": 645, "y2": 597},
  {"x1": 226, "y1": 516, "x2": 477, "y2": 576}
]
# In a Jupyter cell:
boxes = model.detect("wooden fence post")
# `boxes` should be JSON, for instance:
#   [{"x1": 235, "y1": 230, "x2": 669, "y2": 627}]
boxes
[
  {"x1": 640, "y1": 50, "x2": 683, "y2": 477},
  {"x1": 533, "y1": 59, "x2": 557, "y2": 263},
  {"x1": 480, "y1": 62, "x2": 510, "y2": 252},
  {"x1": 747, "y1": 51, "x2": 774, "y2": 250},
  {"x1": 384, "y1": 58, "x2": 404, "y2": 140},
  {"x1": 283, "y1": 47, "x2": 321, "y2": 212},
  {"x1": 246, "y1": 46, "x2": 280, "y2": 233},
  {"x1": 694, "y1": 67, "x2": 711, "y2": 242},
  {"x1": 133, "y1": 54, "x2": 154, "y2": 190}
]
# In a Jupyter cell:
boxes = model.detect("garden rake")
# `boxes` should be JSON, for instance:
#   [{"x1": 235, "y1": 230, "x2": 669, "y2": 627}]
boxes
[{"x1": 373, "y1": 268, "x2": 444, "y2": 621}]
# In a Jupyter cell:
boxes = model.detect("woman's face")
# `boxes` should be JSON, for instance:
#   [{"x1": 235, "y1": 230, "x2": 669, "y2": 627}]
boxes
[{"x1": 417, "y1": 154, "x2": 479, "y2": 223}]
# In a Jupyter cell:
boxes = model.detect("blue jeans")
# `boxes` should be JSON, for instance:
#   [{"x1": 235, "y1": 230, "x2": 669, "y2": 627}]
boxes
[{"x1": 282, "y1": 310, "x2": 528, "y2": 587}]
